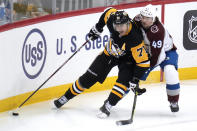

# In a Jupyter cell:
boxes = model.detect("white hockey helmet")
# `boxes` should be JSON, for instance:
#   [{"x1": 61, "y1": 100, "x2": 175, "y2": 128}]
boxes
[{"x1": 140, "y1": 4, "x2": 156, "y2": 21}]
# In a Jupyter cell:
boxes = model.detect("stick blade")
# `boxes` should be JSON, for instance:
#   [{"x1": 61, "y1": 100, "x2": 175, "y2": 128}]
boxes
[{"x1": 116, "y1": 119, "x2": 133, "y2": 126}]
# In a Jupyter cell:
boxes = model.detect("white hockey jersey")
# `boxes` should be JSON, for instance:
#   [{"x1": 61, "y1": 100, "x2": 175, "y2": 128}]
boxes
[{"x1": 134, "y1": 17, "x2": 177, "y2": 67}]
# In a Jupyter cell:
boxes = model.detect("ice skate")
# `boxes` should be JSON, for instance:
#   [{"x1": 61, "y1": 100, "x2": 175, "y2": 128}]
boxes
[
  {"x1": 97, "y1": 100, "x2": 112, "y2": 119},
  {"x1": 170, "y1": 102, "x2": 179, "y2": 112},
  {"x1": 54, "y1": 95, "x2": 68, "y2": 108}
]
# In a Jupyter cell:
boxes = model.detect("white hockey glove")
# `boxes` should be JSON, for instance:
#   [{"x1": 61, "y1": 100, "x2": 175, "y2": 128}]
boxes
[
  {"x1": 129, "y1": 78, "x2": 146, "y2": 95},
  {"x1": 88, "y1": 25, "x2": 103, "y2": 40},
  {"x1": 105, "y1": 39, "x2": 126, "y2": 58}
]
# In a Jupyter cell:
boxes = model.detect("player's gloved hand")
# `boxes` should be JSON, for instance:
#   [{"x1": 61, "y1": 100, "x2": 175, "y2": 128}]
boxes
[
  {"x1": 88, "y1": 26, "x2": 103, "y2": 40},
  {"x1": 129, "y1": 78, "x2": 146, "y2": 95},
  {"x1": 129, "y1": 82, "x2": 146, "y2": 95}
]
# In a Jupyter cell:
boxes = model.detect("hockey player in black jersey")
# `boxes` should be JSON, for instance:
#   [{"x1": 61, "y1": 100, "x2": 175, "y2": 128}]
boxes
[{"x1": 53, "y1": 8, "x2": 150, "y2": 117}]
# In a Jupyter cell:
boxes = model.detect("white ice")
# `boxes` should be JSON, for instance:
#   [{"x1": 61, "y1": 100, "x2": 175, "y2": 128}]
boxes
[{"x1": 0, "y1": 79, "x2": 197, "y2": 131}]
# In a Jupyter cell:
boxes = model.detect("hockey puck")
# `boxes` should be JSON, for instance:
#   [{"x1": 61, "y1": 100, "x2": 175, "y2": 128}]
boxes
[{"x1": 12, "y1": 112, "x2": 19, "y2": 116}]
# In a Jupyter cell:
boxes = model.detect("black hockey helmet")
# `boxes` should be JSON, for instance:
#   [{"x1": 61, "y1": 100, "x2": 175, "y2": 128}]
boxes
[{"x1": 113, "y1": 11, "x2": 130, "y2": 24}]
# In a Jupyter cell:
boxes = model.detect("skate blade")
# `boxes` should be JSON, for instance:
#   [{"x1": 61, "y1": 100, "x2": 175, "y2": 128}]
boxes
[
  {"x1": 116, "y1": 119, "x2": 133, "y2": 126},
  {"x1": 96, "y1": 111, "x2": 108, "y2": 119}
]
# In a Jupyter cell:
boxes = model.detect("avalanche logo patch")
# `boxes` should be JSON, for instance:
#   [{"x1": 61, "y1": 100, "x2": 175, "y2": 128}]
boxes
[{"x1": 151, "y1": 25, "x2": 159, "y2": 33}]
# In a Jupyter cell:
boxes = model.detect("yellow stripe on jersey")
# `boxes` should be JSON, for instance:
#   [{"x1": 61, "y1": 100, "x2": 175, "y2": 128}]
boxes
[
  {"x1": 137, "y1": 60, "x2": 150, "y2": 67},
  {"x1": 104, "y1": 8, "x2": 117, "y2": 24},
  {"x1": 112, "y1": 90, "x2": 123, "y2": 98},
  {"x1": 137, "y1": 63, "x2": 150, "y2": 67},
  {"x1": 121, "y1": 43, "x2": 126, "y2": 50},
  {"x1": 131, "y1": 41, "x2": 149, "y2": 64},
  {"x1": 115, "y1": 82, "x2": 127, "y2": 91},
  {"x1": 109, "y1": 39, "x2": 112, "y2": 53},
  {"x1": 104, "y1": 39, "x2": 114, "y2": 56},
  {"x1": 104, "y1": 49, "x2": 110, "y2": 56},
  {"x1": 124, "y1": 22, "x2": 132, "y2": 36},
  {"x1": 109, "y1": 40, "x2": 116, "y2": 56}
]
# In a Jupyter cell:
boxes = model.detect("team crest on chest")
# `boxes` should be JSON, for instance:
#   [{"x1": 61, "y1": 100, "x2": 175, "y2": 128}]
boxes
[{"x1": 151, "y1": 25, "x2": 159, "y2": 33}]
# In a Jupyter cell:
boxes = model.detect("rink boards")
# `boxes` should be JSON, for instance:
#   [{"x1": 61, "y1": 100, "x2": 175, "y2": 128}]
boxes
[{"x1": 0, "y1": 0, "x2": 197, "y2": 112}]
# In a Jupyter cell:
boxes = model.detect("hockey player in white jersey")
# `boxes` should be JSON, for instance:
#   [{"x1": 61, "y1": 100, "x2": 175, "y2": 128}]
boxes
[{"x1": 134, "y1": 4, "x2": 180, "y2": 112}]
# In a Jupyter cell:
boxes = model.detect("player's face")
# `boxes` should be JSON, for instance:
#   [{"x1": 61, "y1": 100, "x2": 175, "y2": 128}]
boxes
[
  {"x1": 114, "y1": 23, "x2": 128, "y2": 37},
  {"x1": 141, "y1": 15, "x2": 154, "y2": 29}
]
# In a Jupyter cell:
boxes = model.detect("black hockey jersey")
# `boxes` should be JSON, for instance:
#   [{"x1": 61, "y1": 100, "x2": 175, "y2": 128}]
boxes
[{"x1": 95, "y1": 8, "x2": 150, "y2": 69}]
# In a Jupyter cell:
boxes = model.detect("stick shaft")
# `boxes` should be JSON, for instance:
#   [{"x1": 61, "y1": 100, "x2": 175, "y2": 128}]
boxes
[
  {"x1": 130, "y1": 93, "x2": 137, "y2": 121},
  {"x1": 116, "y1": 93, "x2": 138, "y2": 125},
  {"x1": 18, "y1": 39, "x2": 90, "y2": 108}
]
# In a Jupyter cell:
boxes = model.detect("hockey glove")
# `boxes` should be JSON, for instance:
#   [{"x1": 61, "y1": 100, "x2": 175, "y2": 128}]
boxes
[
  {"x1": 88, "y1": 26, "x2": 103, "y2": 40},
  {"x1": 129, "y1": 78, "x2": 146, "y2": 95}
]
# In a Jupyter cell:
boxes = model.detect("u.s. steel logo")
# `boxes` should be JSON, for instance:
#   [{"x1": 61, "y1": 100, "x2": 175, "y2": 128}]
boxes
[{"x1": 22, "y1": 28, "x2": 47, "y2": 79}]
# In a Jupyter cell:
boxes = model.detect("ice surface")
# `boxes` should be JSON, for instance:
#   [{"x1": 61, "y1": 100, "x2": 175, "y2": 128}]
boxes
[{"x1": 0, "y1": 79, "x2": 197, "y2": 131}]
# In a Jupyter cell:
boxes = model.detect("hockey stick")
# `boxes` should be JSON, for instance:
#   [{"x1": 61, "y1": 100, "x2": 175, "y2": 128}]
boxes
[
  {"x1": 116, "y1": 92, "x2": 138, "y2": 126},
  {"x1": 12, "y1": 38, "x2": 91, "y2": 116}
]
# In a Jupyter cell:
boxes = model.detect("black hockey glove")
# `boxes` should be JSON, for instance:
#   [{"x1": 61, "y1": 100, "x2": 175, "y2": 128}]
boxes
[
  {"x1": 88, "y1": 26, "x2": 103, "y2": 40},
  {"x1": 129, "y1": 78, "x2": 146, "y2": 95}
]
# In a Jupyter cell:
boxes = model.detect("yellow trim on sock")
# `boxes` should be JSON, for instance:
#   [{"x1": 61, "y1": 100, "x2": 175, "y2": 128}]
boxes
[
  {"x1": 111, "y1": 90, "x2": 123, "y2": 98},
  {"x1": 76, "y1": 80, "x2": 85, "y2": 91},
  {"x1": 70, "y1": 86, "x2": 78, "y2": 96},
  {"x1": 115, "y1": 82, "x2": 127, "y2": 91}
]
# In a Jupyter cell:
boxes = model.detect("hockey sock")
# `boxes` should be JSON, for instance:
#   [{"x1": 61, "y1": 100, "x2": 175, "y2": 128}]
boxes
[
  {"x1": 108, "y1": 82, "x2": 127, "y2": 106},
  {"x1": 64, "y1": 79, "x2": 86, "y2": 100},
  {"x1": 168, "y1": 94, "x2": 179, "y2": 103},
  {"x1": 164, "y1": 65, "x2": 180, "y2": 103},
  {"x1": 166, "y1": 83, "x2": 180, "y2": 103}
]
